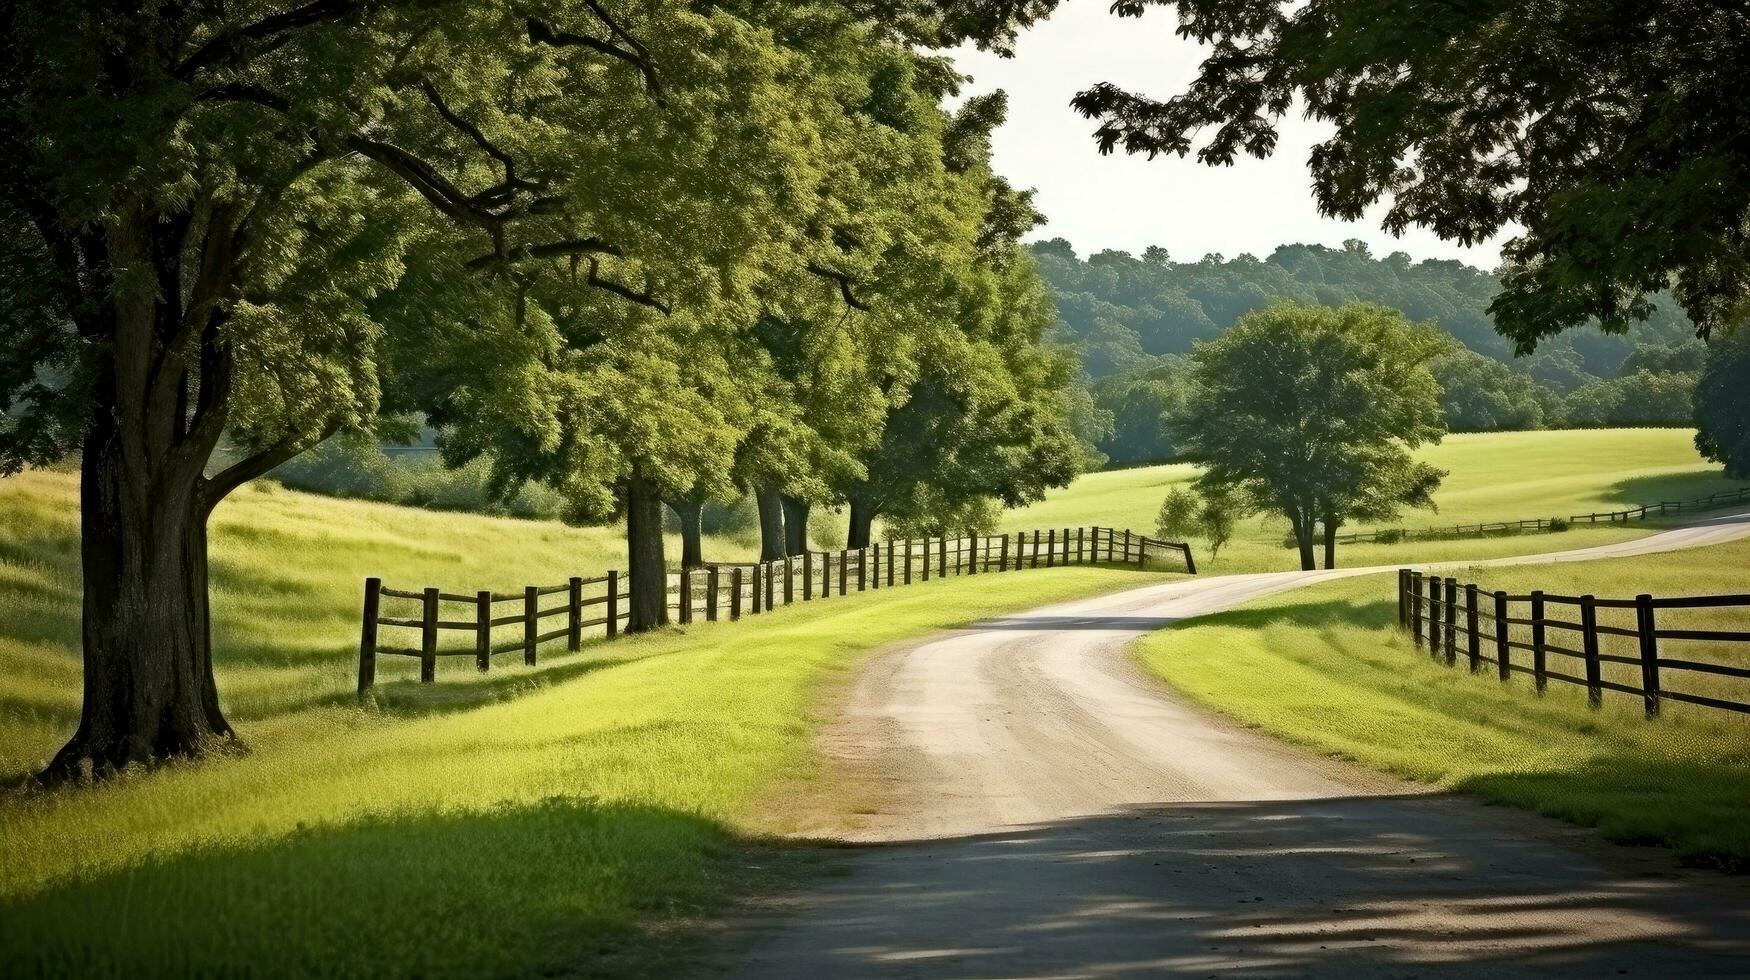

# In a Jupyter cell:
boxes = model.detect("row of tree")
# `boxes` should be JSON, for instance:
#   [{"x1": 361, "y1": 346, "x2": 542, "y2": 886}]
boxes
[{"x1": 0, "y1": 0, "x2": 1078, "y2": 778}]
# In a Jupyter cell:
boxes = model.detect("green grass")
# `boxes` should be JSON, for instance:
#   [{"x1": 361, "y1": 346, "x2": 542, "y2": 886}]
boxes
[
  {"x1": 0, "y1": 556, "x2": 1170, "y2": 978},
  {"x1": 1002, "y1": 428, "x2": 1750, "y2": 574},
  {"x1": 1134, "y1": 535, "x2": 1750, "y2": 868}
]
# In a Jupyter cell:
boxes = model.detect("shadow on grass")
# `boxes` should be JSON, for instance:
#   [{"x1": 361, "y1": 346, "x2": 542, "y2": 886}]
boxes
[
  {"x1": 0, "y1": 799, "x2": 802, "y2": 980},
  {"x1": 1601, "y1": 471, "x2": 1750, "y2": 509},
  {"x1": 718, "y1": 795, "x2": 1750, "y2": 978}
]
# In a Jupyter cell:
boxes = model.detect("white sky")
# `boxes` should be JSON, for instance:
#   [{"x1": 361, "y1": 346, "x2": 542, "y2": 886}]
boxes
[{"x1": 949, "y1": 1, "x2": 1509, "y2": 269}]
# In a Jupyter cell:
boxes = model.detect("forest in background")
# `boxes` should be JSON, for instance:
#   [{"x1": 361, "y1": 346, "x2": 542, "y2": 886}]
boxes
[{"x1": 1040, "y1": 239, "x2": 1709, "y2": 466}]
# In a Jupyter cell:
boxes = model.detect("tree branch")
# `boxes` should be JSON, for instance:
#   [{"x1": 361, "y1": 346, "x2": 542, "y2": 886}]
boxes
[
  {"x1": 175, "y1": 0, "x2": 373, "y2": 80},
  {"x1": 464, "y1": 236, "x2": 621, "y2": 269},
  {"x1": 806, "y1": 262, "x2": 872, "y2": 311},
  {"x1": 527, "y1": 8, "x2": 664, "y2": 103},
  {"x1": 201, "y1": 422, "x2": 337, "y2": 512},
  {"x1": 586, "y1": 256, "x2": 670, "y2": 315}
]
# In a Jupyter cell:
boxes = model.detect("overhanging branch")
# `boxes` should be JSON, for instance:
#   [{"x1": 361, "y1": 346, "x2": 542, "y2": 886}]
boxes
[
  {"x1": 527, "y1": 8, "x2": 665, "y2": 103},
  {"x1": 806, "y1": 262, "x2": 871, "y2": 311},
  {"x1": 176, "y1": 0, "x2": 373, "y2": 80}
]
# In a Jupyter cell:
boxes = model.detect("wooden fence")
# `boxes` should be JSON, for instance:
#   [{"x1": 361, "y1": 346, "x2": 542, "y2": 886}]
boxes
[
  {"x1": 358, "y1": 526, "x2": 1193, "y2": 692},
  {"x1": 1336, "y1": 485, "x2": 1750, "y2": 546},
  {"x1": 1396, "y1": 569, "x2": 1750, "y2": 718}
]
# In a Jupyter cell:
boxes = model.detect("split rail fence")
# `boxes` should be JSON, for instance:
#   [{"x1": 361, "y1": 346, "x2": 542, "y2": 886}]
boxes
[
  {"x1": 1338, "y1": 485, "x2": 1750, "y2": 546},
  {"x1": 358, "y1": 526, "x2": 1193, "y2": 693},
  {"x1": 1396, "y1": 569, "x2": 1750, "y2": 718}
]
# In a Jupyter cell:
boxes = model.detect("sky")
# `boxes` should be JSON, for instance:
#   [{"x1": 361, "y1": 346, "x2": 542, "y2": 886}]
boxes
[{"x1": 949, "y1": 1, "x2": 1510, "y2": 269}]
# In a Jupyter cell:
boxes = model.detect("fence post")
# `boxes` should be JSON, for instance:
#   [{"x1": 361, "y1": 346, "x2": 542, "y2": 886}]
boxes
[
  {"x1": 886, "y1": 540, "x2": 895, "y2": 586},
  {"x1": 1397, "y1": 570, "x2": 1408, "y2": 626},
  {"x1": 678, "y1": 567, "x2": 693, "y2": 625},
  {"x1": 568, "y1": 576, "x2": 583, "y2": 650},
  {"x1": 998, "y1": 533, "x2": 1010, "y2": 571},
  {"x1": 766, "y1": 559, "x2": 775, "y2": 609},
  {"x1": 937, "y1": 537, "x2": 947, "y2": 578},
  {"x1": 784, "y1": 556, "x2": 794, "y2": 605},
  {"x1": 1427, "y1": 575, "x2": 1442, "y2": 657},
  {"x1": 1636, "y1": 593, "x2": 1661, "y2": 718},
  {"x1": 1580, "y1": 595, "x2": 1602, "y2": 709},
  {"x1": 903, "y1": 540, "x2": 913, "y2": 585},
  {"x1": 921, "y1": 540, "x2": 930, "y2": 581},
  {"x1": 1077, "y1": 527, "x2": 1085, "y2": 564},
  {"x1": 730, "y1": 567, "x2": 743, "y2": 620},
  {"x1": 422, "y1": 586, "x2": 440, "y2": 682},
  {"x1": 870, "y1": 544, "x2": 879, "y2": 589},
  {"x1": 752, "y1": 563, "x2": 763, "y2": 613},
  {"x1": 968, "y1": 538, "x2": 978, "y2": 576},
  {"x1": 476, "y1": 589, "x2": 492, "y2": 672},
  {"x1": 1494, "y1": 590, "x2": 1509, "y2": 681},
  {"x1": 1465, "y1": 583, "x2": 1481, "y2": 673},
  {"x1": 804, "y1": 551, "x2": 814, "y2": 600},
  {"x1": 707, "y1": 567, "x2": 720, "y2": 621},
  {"x1": 1044, "y1": 528, "x2": 1055, "y2": 568},
  {"x1": 1443, "y1": 577, "x2": 1458, "y2": 666},
  {"x1": 836, "y1": 550, "x2": 847, "y2": 594},
  {"x1": 1530, "y1": 590, "x2": 1546, "y2": 692},
  {"x1": 358, "y1": 577, "x2": 380, "y2": 696},
  {"x1": 606, "y1": 571, "x2": 619, "y2": 638},
  {"x1": 1028, "y1": 530, "x2": 1039, "y2": 568},
  {"x1": 1410, "y1": 572, "x2": 1424, "y2": 647},
  {"x1": 1063, "y1": 529, "x2": 1071, "y2": 565},
  {"x1": 858, "y1": 548, "x2": 868, "y2": 590},
  {"x1": 522, "y1": 585, "x2": 538, "y2": 666}
]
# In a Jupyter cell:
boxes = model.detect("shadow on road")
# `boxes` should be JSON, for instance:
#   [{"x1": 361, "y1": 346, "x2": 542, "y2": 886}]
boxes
[{"x1": 717, "y1": 795, "x2": 1750, "y2": 978}]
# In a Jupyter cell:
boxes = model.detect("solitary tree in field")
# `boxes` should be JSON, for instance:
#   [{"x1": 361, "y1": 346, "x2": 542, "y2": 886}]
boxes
[
  {"x1": 1066, "y1": 0, "x2": 1750, "y2": 351},
  {"x1": 1168, "y1": 304, "x2": 1448, "y2": 570}
]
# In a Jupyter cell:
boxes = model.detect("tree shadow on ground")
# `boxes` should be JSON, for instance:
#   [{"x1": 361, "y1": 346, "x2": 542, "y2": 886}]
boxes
[
  {"x1": 716, "y1": 794, "x2": 1750, "y2": 979},
  {"x1": 0, "y1": 798, "x2": 807, "y2": 980},
  {"x1": 1600, "y1": 471, "x2": 1750, "y2": 509}
]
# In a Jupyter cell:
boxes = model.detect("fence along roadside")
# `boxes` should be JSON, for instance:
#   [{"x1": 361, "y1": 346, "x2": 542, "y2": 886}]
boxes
[
  {"x1": 1396, "y1": 569, "x2": 1750, "y2": 719},
  {"x1": 358, "y1": 526, "x2": 1194, "y2": 693}
]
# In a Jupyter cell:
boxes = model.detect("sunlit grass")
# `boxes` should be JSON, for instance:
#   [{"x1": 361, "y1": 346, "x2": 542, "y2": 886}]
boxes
[
  {"x1": 1002, "y1": 428, "x2": 1750, "y2": 573},
  {"x1": 1135, "y1": 535, "x2": 1750, "y2": 867},
  {"x1": 0, "y1": 562, "x2": 1170, "y2": 978}
]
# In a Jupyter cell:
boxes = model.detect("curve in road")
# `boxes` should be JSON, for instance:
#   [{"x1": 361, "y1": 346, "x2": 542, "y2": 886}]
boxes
[{"x1": 715, "y1": 511, "x2": 1750, "y2": 978}]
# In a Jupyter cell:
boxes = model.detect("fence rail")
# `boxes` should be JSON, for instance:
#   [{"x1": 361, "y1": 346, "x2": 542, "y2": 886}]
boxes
[
  {"x1": 358, "y1": 526, "x2": 1193, "y2": 692},
  {"x1": 1336, "y1": 485, "x2": 1750, "y2": 546},
  {"x1": 1395, "y1": 569, "x2": 1750, "y2": 718}
]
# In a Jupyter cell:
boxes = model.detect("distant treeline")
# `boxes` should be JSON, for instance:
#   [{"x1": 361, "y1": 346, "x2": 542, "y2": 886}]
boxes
[{"x1": 1034, "y1": 239, "x2": 1707, "y2": 466}]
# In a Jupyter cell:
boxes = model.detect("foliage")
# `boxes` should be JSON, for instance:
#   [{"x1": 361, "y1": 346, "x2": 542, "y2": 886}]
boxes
[
  {"x1": 1432, "y1": 351, "x2": 1553, "y2": 433},
  {"x1": 881, "y1": 490, "x2": 1003, "y2": 540},
  {"x1": 1068, "y1": 0, "x2": 1750, "y2": 348},
  {"x1": 1155, "y1": 486, "x2": 1198, "y2": 539},
  {"x1": 1561, "y1": 370, "x2": 1699, "y2": 429},
  {"x1": 1155, "y1": 484, "x2": 1235, "y2": 558},
  {"x1": 1167, "y1": 303, "x2": 1450, "y2": 568},
  {"x1": 1695, "y1": 329, "x2": 1750, "y2": 478},
  {"x1": 1088, "y1": 358, "x2": 1186, "y2": 465}
]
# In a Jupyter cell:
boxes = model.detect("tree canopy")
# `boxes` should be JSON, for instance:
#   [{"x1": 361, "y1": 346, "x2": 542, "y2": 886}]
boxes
[
  {"x1": 1168, "y1": 303, "x2": 1449, "y2": 570},
  {"x1": 1065, "y1": 0, "x2": 1750, "y2": 350}
]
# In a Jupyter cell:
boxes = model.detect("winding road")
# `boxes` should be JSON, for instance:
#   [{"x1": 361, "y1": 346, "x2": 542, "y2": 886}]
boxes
[{"x1": 714, "y1": 511, "x2": 1750, "y2": 978}]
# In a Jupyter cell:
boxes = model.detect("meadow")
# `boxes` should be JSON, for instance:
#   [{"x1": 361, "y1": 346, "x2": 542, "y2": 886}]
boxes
[
  {"x1": 1135, "y1": 535, "x2": 1750, "y2": 868},
  {"x1": 1002, "y1": 428, "x2": 1750, "y2": 573},
  {"x1": 0, "y1": 562, "x2": 1173, "y2": 978}
]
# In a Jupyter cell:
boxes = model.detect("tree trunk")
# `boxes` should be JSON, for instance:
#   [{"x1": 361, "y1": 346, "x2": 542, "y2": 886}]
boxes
[
  {"x1": 668, "y1": 498, "x2": 705, "y2": 568},
  {"x1": 755, "y1": 488, "x2": 786, "y2": 561},
  {"x1": 43, "y1": 413, "x2": 235, "y2": 781},
  {"x1": 780, "y1": 494, "x2": 811, "y2": 556},
  {"x1": 847, "y1": 491, "x2": 878, "y2": 550},
  {"x1": 1289, "y1": 511, "x2": 1317, "y2": 571},
  {"x1": 1322, "y1": 514, "x2": 1340, "y2": 570},
  {"x1": 625, "y1": 472, "x2": 668, "y2": 632}
]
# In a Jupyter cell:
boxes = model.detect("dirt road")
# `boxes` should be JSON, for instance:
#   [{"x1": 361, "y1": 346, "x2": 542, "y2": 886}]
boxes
[{"x1": 715, "y1": 512, "x2": 1750, "y2": 978}]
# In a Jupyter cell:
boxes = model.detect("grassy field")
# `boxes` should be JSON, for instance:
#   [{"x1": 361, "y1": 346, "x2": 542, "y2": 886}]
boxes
[
  {"x1": 1134, "y1": 536, "x2": 1750, "y2": 869},
  {"x1": 1002, "y1": 428, "x2": 1750, "y2": 573},
  {"x1": 0, "y1": 555, "x2": 1171, "y2": 978}
]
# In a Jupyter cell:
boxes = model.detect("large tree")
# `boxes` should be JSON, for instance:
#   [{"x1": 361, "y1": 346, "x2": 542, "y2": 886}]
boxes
[
  {"x1": 1067, "y1": 0, "x2": 1750, "y2": 350},
  {"x1": 1, "y1": 0, "x2": 987, "y2": 776},
  {"x1": 1168, "y1": 303, "x2": 1448, "y2": 570}
]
